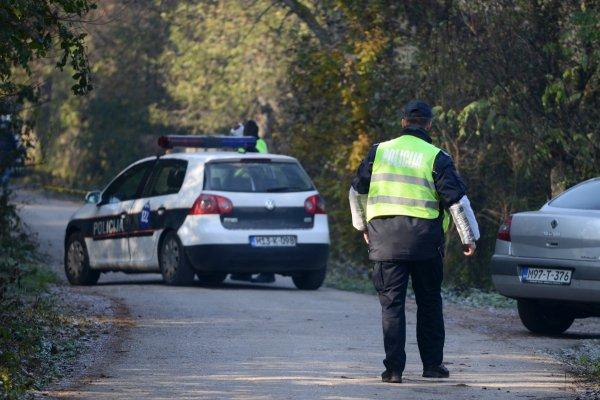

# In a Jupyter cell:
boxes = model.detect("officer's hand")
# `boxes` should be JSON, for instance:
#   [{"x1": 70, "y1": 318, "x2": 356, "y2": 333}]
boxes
[
  {"x1": 363, "y1": 231, "x2": 369, "y2": 245},
  {"x1": 463, "y1": 243, "x2": 476, "y2": 257}
]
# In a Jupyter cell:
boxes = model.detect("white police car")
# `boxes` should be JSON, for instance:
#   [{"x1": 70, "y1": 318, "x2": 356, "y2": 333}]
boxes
[{"x1": 64, "y1": 136, "x2": 330, "y2": 290}]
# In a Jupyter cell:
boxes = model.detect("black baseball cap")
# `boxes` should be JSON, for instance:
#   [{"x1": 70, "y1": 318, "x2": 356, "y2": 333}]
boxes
[
  {"x1": 403, "y1": 100, "x2": 433, "y2": 120},
  {"x1": 243, "y1": 120, "x2": 259, "y2": 138}
]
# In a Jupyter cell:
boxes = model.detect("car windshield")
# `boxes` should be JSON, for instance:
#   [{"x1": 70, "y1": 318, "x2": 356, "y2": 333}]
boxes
[
  {"x1": 204, "y1": 161, "x2": 314, "y2": 193},
  {"x1": 549, "y1": 179, "x2": 600, "y2": 210}
]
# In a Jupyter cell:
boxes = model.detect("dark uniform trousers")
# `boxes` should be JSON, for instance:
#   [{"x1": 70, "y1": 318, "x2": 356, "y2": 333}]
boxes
[{"x1": 371, "y1": 256, "x2": 445, "y2": 373}]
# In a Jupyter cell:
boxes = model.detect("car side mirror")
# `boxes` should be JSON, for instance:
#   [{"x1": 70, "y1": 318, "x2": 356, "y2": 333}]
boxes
[{"x1": 85, "y1": 190, "x2": 101, "y2": 205}]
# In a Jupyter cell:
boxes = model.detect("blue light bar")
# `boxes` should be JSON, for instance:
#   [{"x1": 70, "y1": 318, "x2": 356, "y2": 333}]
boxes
[{"x1": 158, "y1": 135, "x2": 257, "y2": 150}]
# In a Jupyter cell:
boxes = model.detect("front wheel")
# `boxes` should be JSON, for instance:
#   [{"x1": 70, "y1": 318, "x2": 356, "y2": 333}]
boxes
[
  {"x1": 517, "y1": 299, "x2": 574, "y2": 335},
  {"x1": 159, "y1": 231, "x2": 195, "y2": 286},
  {"x1": 64, "y1": 232, "x2": 100, "y2": 285},
  {"x1": 292, "y1": 268, "x2": 326, "y2": 290}
]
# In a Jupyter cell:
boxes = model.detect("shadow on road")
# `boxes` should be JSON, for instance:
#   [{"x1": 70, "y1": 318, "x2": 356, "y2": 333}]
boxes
[
  {"x1": 204, "y1": 282, "x2": 296, "y2": 292},
  {"x1": 96, "y1": 279, "x2": 165, "y2": 286},
  {"x1": 547, "y1": 331, "x2": 600, "y2": 340},
  {"x1": 95, "y1": 277, "x2": 297, "y2": 292}
]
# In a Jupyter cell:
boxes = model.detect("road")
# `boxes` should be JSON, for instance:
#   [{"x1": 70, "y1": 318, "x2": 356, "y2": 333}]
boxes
[{"x1": 15, "y1": 189, "x2": 599, "y2": 399}]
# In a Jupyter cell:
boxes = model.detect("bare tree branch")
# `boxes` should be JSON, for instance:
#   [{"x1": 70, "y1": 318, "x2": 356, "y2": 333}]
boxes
[{"x1": 276, "y1": 0, "x2": 332, "y2": 46}]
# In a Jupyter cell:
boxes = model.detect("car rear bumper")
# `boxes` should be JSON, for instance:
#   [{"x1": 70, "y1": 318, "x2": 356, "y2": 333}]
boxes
[
  {"x1": 491, "y1": 254, "x2": 600, "y2": 303},
  {"x1": 177, "y1": 214, "x2": 330, "y2": 246},
  {"x1": 184, "y1": 243, "x2": 329, "y2": 274}
]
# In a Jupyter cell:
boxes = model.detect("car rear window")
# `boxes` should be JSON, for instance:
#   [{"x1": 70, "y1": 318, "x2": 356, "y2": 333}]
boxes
[
  {"x1": 549, "y1": 180, "x2": 600, "y2": 210},
  {"x1": 204, "y1": 161, "x2": 314, "y2": 193}
]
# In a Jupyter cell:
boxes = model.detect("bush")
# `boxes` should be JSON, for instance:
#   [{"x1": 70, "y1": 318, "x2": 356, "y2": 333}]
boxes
[{"x1": 0, "y1": 188, "x2": 80, "y2": 399}]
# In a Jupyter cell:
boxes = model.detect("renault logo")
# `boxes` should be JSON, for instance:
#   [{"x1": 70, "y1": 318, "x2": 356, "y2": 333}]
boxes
[
  {"x1": 265, "y1": 199, "x2": 276, "y2": 211},
  {"x1": 551, "y1": 219, "x2": 558, "y2": 229}
]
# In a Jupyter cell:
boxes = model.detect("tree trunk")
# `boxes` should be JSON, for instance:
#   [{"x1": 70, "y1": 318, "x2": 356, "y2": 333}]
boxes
[{"x1": 550, "y1": 160, "x2": 567, "y2": 198}]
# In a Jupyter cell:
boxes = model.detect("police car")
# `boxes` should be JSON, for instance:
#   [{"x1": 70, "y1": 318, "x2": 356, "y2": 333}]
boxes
[{"x1": 64, "y1": 136, "x2": 330, "y2": 290}]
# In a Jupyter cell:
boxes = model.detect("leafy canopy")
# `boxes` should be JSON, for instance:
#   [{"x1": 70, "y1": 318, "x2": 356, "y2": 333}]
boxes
[{"x1": 0, "y1": 0, "x2": 95, "y2": 100}]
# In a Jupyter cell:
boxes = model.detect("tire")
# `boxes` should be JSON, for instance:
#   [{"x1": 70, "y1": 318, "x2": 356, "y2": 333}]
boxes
[
  {"x1": 159, "y1": 231, "x2": 195, "y2": 286},
  {"x1": 292, "y1": 268, "x2": 326, "y2": 290},
  {"x1": 64, "y1": 232, "x2": 100, "y2": 285},
  {"x1": 517, "y1": 299, "x2": 574, "y2": 335},
  {"x1": 196, "y1": 272, "x2": 227, "y2": 286}
]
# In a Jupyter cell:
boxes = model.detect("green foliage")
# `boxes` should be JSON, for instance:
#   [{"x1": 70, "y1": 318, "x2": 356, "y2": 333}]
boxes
[
  {"x1": 0, "y1": 190, "x2": 79, "y2": 399},
  {"x1": 30, "y1": 0, "x2": 600, "y2": 290},
  {"x1": 577, "y1": 354, "x2": 600, "y2": 380},
  {"x1": 157, "y1": 0, "x2": 299, "y2": 135},
  {"x1": 560, "y1": 340, "x2": 600, "y2": 384},
  {"x1": 278, "y1": 0, "x2": 600, "y2": 288},
  {"x1": 0, "y1": 0, "x2": 95, "y2": 100},
  {"x1": 33, "y1": 0, "x2": 178, "y2": 187},
  {"x1": 325, "y1": 260, "x2": 375, "y2": 294},
  {"x1": 0, "y1": 266, "x2": 79, "y2": 399},
  {"x1": 0, "y1": 0, "x2": 95, "y2": 186}
]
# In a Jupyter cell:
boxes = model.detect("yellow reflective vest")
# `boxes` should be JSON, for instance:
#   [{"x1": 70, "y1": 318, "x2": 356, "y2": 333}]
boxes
[
  {"x1": 367, "y1": 135, "x2": 450, "y2": 231},
  {"x1": 255, "y1": 138, "x2": 268, "y2": 154}
]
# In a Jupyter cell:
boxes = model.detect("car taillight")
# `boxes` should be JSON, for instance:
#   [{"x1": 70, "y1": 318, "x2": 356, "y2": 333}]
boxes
[
  {"x1": 304, "y1": 195, "x2": 326, "y2": 215},
  {"x1": 190, "y1": 194, "x2": 233, "y2": 215},
  {"x1": 497, "y1": 215, "x2": 512, "y2": 242}
]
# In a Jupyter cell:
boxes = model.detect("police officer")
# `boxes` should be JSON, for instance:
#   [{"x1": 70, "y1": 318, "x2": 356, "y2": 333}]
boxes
[
  {"x1": 348, "y1": 100, "x2": 480, "y2": 384},
  {"x1": 243, "y1": 120, "x2": 268, "y2": 154},
  {"x1": 245, "y1": 120, "x2": 274, "y2": 283},
  {"x1": 230, "y1": 120, "x2": 275, "y2": 284}
]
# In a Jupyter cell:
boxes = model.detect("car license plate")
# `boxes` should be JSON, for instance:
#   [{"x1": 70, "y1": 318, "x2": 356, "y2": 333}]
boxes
[
  {"x1": 520, "y1": 267, "x2": 572, "y2": 285},
  {"x1": 250, "y1": 235, "x2": 297, "y2": 247}
]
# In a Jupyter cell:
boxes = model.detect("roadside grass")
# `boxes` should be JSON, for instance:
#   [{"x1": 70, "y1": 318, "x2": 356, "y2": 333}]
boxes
[
  {"x1": 325, "y1": 261, "x2": 516, "y2": 309},
  {"x1": 577, "y1": 354, "x2": 600, "y2": 380},
  {"x1": 325, "y1": 262, "x2": 375, "y2": 294},
  {"x1": 441, "y1": 287, "x2": 516, "y2": 309},
  {"x1": 557, "y1": 340, "x2": 600, "y2": 386},
  {"x1": 0, "y1": 194, "x2": 90, "y2": 399}
]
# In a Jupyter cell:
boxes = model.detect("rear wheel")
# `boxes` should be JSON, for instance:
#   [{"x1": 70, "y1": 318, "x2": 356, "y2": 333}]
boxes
[
  {"x1": 517, "y1": 299, "x2": 574, "y2": 335},
  {"x1": 196, "y1": 272, "x2": 227, "y2": 286},
  {"x1": 64, "y1": 232, "x2": 100, "y2": 285},
  {"x1": 159, "y1": 231, "x2": 195, "y2": 286},
  {"x1": 292, "y1": 268, "x2": 326, "y2": 290}
]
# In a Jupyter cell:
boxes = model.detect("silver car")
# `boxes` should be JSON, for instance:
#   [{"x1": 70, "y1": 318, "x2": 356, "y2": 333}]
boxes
[{"x1": 491, "y1": 178, "x2": 600, "y2": 335}]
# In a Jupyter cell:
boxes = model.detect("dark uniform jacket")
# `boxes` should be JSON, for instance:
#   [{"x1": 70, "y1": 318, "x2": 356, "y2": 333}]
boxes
[{"x1": 351, "y1": 127, "x2": 466, "y2": 261}]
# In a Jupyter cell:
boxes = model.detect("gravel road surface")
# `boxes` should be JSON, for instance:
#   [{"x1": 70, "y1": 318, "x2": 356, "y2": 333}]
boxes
[{"x1": 15, "y1": 189, "x2": 600, "y2": 399}]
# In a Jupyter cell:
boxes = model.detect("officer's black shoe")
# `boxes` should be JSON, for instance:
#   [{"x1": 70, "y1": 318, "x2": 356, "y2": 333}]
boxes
[
  {"x1": 230, "y1": 273, "x2": 252, "y2": 282},
  {"x1": 251, "y1": 273, "x2": 275, "y2": 283},
  {"x1": 422, "y1": 364, "x2": 450, "y2": 378},
  {"x1": 381, "y1": 370, "x2": 402, "y2": 383}
]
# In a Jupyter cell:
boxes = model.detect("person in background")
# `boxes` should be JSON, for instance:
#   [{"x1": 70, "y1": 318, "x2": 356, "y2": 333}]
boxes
[
  {"x1": 0, "y1": 115, "x2": 18, "y2": 186},
  {"x1": 230, "y1": 120, "x2": 275, "y2": 284},
  {"x1": 230, "y1": 122, "x2": 244, "y2": 136}
]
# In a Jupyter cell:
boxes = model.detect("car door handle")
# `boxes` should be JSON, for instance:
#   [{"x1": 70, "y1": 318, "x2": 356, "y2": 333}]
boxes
[
  {"x1": 157, "y1": 207, "x2": 166, "y2": 216},
  {"x1": 546, "y1": 242, "x2": 559, "y2": 247}
]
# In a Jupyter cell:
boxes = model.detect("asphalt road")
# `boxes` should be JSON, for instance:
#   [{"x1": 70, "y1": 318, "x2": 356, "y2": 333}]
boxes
[{"x1": 15, "y1": 188, "x2": 599, "y2": 399}]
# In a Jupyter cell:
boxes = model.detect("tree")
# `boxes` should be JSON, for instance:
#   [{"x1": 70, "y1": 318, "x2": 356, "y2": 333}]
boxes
[
  {"x1": 0, "y1": 0, "x2": 95, "y2": 101},
  {"x1": 276, "y1": 0, "x2": 600, "y2": 287},
  {"x1": 157, "y1": 0, "x2": 301, "y2": 140},
  {"x1": 33, "y1": 0, "x2": 177, "y2": 187},
  {"x1": 26, "y1": 0, "x2": 600, "y2": 289},
  {"x1": 0, "y1": 0, "x2": 95, "y2": 186}
]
